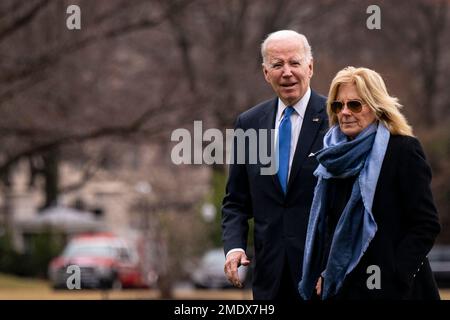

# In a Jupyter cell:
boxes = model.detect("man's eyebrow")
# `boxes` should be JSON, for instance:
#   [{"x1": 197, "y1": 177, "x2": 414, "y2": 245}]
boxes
[
  {"x1": 269, "y1": 59, "x2": 284, "y2": 65},
  {"x1": 269, "y1": 57, "x2": 301, "y2": 63}
]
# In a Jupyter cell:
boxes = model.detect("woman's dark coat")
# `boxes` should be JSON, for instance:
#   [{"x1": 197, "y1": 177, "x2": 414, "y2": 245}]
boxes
[{"x1": 326, "y1": 135, "x2": 440, "y2": 300}]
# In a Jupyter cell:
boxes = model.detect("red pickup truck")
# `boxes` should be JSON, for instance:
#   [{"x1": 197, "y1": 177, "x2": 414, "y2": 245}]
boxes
[{"x1": 48, "y1": 233, "x2": 157, "y2": 289}]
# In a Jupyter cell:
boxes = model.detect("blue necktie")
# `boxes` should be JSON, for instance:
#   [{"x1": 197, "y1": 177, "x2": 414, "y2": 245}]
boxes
[{"x1": 278, "y1": 106, "x2": 294, "y2": 194}]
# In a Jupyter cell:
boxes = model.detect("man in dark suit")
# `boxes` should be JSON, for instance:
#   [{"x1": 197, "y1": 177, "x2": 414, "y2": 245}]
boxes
[{"x1": 222, "y1": 30, "x2": 328, "y2": 300}]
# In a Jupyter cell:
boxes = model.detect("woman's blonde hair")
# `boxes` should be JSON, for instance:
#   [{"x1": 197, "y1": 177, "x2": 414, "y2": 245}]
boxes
[{"x1": 327, "y1": 66, "x2": 413, "y2": 136}]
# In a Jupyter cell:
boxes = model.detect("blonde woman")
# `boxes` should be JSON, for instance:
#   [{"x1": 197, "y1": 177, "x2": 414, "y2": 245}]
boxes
[{"x1": 298, "y1": 67, "x2": 440, "y2": 300}]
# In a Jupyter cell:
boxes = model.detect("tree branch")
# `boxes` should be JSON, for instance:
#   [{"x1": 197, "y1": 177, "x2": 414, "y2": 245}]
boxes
[
  {"x1": 0, "y1": 0, "x2": 196, "y2": 86},
  {"x1": 59, "y1": 156, "x2": 102, "y2": 194},
  {"x1": 0, "y1": 90, "x2": 192, "y2": 176},
  {"x1": 0, "y1": 0, "x2": 28, "y2": 18},
  {"x1": 0, "y1": 0, "x2": 50, "y2": 42}
]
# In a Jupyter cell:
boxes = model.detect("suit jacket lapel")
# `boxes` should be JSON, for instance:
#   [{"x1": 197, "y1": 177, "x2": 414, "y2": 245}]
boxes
[
  {"x1": 287, "y1": 91, "x2": 325, "y2": 193},
  {"x1": 258, "y1": 98, "x2": 284, "y2": 195}
]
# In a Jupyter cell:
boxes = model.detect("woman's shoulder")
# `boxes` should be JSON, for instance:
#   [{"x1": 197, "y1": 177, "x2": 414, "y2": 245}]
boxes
[
  {"x1": 388, "y1": 134, "x2": 421, "y2": 150},
  {"x1": 387, "y1": 134, "x2": 426, "y2": 160},
  {"x1": 388, "y1": 134, "x2": 418, "y2": 144}
]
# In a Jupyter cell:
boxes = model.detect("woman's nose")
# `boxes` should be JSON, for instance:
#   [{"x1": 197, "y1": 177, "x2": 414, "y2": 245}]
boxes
[{"x1": 340, "y1": 104, "x2": 352, "y2": 115}]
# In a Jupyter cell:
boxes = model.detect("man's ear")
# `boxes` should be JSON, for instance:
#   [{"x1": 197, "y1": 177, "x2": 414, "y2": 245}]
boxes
[
  {"x1": 308, "y1": 59, "x2": 314, "y2": 78},
  {"x1": 262, "y1": 63, "x2": 270, "y2": 83}
]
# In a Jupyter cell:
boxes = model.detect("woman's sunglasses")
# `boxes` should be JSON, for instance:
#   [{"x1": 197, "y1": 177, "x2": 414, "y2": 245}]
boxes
[{"x1": 330, "y1": 100, "x2": 364, "y2": 113}]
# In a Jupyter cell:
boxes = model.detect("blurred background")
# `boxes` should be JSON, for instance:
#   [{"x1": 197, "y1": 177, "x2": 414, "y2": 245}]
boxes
[{"x1": 0, "y1": 0, "x2": 449, "y2": 299}]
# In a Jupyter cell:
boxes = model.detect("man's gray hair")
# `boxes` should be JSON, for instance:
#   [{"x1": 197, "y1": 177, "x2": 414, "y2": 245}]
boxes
[{"x1": 261, "y1": 30, "x2": 313, "y2": 65}]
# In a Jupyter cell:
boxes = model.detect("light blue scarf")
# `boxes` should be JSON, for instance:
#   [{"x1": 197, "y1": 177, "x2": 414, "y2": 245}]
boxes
[{"x1": 298, "y1": 122, "x2": 390, "y2": 300}]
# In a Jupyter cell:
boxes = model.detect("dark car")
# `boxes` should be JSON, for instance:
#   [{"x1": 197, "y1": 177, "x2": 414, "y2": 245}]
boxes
[
  {"x1": 428, "y1": 244, "x2": 450, "y2": 288},
  {"x1": 48, "y1": 233, "x2": 156, "y2": 289},
  {"x1": 191, "y1": 248, "x2": 252, "y2": 289}
]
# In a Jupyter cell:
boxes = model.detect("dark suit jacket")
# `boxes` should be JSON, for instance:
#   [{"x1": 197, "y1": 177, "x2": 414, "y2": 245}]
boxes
[
  {"x1": 222, "y1": 90, "x2": 328, "y2": 299},
  {"x1": 329, "y1": 135, "x2": 441, "y2": 300}
]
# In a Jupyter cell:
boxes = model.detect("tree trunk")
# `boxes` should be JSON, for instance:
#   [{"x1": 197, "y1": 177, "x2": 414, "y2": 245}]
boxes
[
  {"x1": 157, "y1": 273, "x2": 174, "y2": 299},
  {"x1": 42, "y1": 146, "x2": 59, "y2": 209}
]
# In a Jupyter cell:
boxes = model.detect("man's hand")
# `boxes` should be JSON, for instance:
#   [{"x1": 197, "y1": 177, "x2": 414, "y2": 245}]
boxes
[
  {"x1": 224, "y1": 251, "x2": 250, "y2": 288},
  {"x1": 316, "y1": 276, "x2": 323, "y2": 296}
]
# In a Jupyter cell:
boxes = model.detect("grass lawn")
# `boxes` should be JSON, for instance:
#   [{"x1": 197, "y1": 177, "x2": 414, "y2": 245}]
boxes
[
  {"x1": 0, "y1": 273, "x2": 448, "y2": 300},
  {"x1": 0, "y1": 273, "x2": 49, "y2": 289}
]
